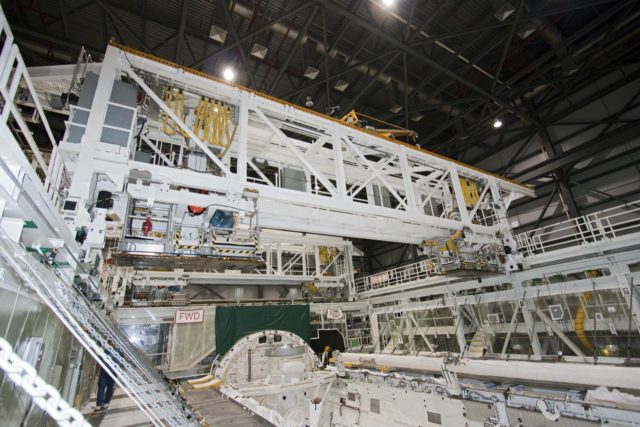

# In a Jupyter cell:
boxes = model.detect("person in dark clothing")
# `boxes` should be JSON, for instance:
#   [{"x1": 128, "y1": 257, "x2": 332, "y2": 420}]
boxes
[
  {"x1": 95, "y1": 365, "x2": 115, "y2": 410},
  {"x1": 94, "y1": 340, "x2": 122, "y2": 411}
]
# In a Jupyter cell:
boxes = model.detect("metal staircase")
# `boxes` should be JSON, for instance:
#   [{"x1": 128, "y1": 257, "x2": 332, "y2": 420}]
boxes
[
  {"x1": 0, "y1": 235, "x2": 197, "y2": 426},
  {"x1": 466, "y1": 328, "x2": 488, "y2": 358},
  {"x1": 0, "y1": 10, "x2": 198, "y2": 426}
]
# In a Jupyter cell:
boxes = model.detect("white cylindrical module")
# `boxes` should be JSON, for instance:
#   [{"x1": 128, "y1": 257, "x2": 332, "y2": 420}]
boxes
[{"x1": 339, "y1": 353, "x2": 640, "y2": 390}]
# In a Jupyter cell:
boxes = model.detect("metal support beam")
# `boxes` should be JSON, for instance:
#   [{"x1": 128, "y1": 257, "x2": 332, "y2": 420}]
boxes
[
  {"x1": 221, "y1": 0, "x2": 257, "y2": 89},
  {"x1": 141, "y1": 134, "x2": 174, "y2": 167},
  {"x1": 268, "y1": 6, "x2": 319, "y2": 95},
  {"x1": 97, "y1": 0, "x2": 155, "y2": 54},
  {"x1": 252, "y1": 106, "x2": 337, "y2": 196},
  {"x1": 535, "y1": 308, "x2": 586, "y2": 357},
  {"x1": 501, "y1": 302, "x2": 521, "y2": 356},
  {"x1": 125, "y1": 67, "x2": 232, "y2": 176},
  {"x1": 190, "y1": 3, "x2": 314, "y2": 68},
  {"x1": 515, "y1": 120, "x2": 640, "y2": 182},
  {"x1": 535, "y1": 124, "x2": 580, "y2": 218},
  {"x1": 314, "y1": 0, "x2": 539, "y2": 126},
  {"x1": 174, "y1": 0, "x2": 189, "y2": 63}
]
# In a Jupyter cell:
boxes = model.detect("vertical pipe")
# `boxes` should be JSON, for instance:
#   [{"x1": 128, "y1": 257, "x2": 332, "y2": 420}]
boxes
[
  {"x1": 626, "y1": 276, "x2": 634, "y2": 363},
  {"x1": 237, "y1": 92, "x2": 249, "y2": 181}
]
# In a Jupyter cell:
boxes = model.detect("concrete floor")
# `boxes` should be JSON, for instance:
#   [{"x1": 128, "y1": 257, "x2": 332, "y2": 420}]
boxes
[
  {"x1": 80, "y1": 382, "x2": 270, "y2": 426},
  {"x1": 82, "y1": 388, "x2": 153, "y2": 427}
]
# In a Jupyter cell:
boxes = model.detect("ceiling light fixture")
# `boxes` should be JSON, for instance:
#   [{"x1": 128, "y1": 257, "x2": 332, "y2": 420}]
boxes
[
  {"x1": 223, "y1": 67, "x2": 235, "y2": 81},
  {"x1": 382, "y1": 0, "x2": 395, "y2": 7},
  {"x1": 493, "y1": 118, "x2": 503, "y2": 128},
  {"x1": 305, "y1": 96, "x2": 314, "y2": 108}
]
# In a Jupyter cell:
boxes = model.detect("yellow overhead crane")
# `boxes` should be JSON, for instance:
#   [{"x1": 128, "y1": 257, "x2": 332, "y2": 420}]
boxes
[{"x1": 340, "y1": 109, "x2": 418, "y2": 142}]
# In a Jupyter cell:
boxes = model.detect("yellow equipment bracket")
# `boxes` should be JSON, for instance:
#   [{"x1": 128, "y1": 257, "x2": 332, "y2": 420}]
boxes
[
  {"x1": 161, "y1": 89, "x2": 238, "y2": 161},
  {"x1": 423, "y1": 230, "x2": 463, "y2": 253},
  {"x1": 319, "y1": 246, "x2": 337, "y2": 263},
  {"x1": 340, "y1": 109, "x2": 417, "y2": 140},
  {"x1": 459, "y1": 177, "x2": 481, "y2": 206},
  {"x1": 341, "y1": 109, "x2": 360, "y2": 124}
]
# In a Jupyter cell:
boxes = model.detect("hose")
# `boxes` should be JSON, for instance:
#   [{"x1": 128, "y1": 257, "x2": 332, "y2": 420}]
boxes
[{"x1": 575, "y1": 291, "x2": 594, "y2": 353}]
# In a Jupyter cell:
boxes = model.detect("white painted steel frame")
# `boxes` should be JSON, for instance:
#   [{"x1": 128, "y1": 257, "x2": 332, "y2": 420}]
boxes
[
  {"x1": 58, "y1": 44, "x2": 532, "y2": 245},
  {"x1": 0, "y1": 12, "x2": 197, "y2": 425}
]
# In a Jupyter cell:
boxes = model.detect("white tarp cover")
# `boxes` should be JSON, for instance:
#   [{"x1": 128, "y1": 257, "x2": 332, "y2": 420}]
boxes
[
  {"x1": 584, "y1": 386, "x2": 640, "y2": 410},
  {"x1": 168, "y1": 306, "x2": 215, "y2": 372}
]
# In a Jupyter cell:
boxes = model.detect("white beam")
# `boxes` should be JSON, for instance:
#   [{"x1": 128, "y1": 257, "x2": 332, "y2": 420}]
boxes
[
  {"x1": 253, "y1": 106, "x2": 337, "y2": 196},
  {"x1": 124, "y1": 66, "x2": 232, "y2": 176}
]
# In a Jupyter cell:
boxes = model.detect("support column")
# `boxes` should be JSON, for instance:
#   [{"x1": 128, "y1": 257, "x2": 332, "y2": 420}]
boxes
[
  {"x1": 370, "y1": 311, "x2": 381, "y2": 352},
  {"x1": 521, "y1": 299, "x2": 543, "y2": 356},
  {"x1": 398, "y1": 147, "x2": 418, "y2": 213},
  {"x1": 449, "y1": 168, "x2": 470, "y2": 224},
  {"x1": 332, "y1": 128, "x2": 348, "y2": 198},
  {"x1": 236, "y1": 91, "x2": 249, "y2": 181},
  {"x1": 450, "y1": 294, "x2": 468, "y2": 354},
  {"x1": 609, "y1": 260, "x2": 640, "y2": 332},
  {"x1": 536, "y1": 308, "x2": 585, "y2": 358},
  {"x1": 277, "y1": 243, "x2": 283, "y2": 274},
  {"x1": 68, "y1": 46, "x2": 120, "y2": 199},
  {"x1": 343, "y1": 244, "x2": 356, "y2": 301}
]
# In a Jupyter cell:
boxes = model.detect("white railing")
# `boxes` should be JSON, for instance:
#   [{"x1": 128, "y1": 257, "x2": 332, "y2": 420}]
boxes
[
  {"x1": 0, "y1": 10, "x2": 197, "y2": 425},
  {"x1": 516, "y1": 201, "x2": 640, "y2": 257},
  {"x1": 346, "y1": 328, "x2": 372, "y2": 349},
  {"x1": 0, "y1": 12, "x2": 74, "y2": 210},
  {"x1": 355, "y1": 257, "x2": 440, "y2": 294}
]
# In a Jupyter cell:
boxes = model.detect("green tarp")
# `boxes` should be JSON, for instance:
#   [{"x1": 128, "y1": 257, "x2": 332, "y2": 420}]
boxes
[{"x1": 215, "y1": 305, "x2": 310, "y2": 354}]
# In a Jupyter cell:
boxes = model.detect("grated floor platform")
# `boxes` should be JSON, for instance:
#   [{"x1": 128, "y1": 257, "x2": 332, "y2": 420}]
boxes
[{"x1": 180, "y1": 380, "x2": 272, "y2": 427}]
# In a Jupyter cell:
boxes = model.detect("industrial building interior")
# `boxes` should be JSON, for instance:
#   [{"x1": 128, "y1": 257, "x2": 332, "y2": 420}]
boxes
[{"x1": 0, "y1": 0, "x2": 639, "y2": 426}]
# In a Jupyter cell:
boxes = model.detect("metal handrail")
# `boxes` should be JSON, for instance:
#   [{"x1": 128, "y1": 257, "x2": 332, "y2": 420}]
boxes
[
  {"x1": 0, "y1": 12, "x2": 197, "y2": 424},
  {"x1": 355, "y1": 257, "x2": 440, "y2": 294},
  {"x1": 354, "y1": 202, "x2": 640, "y2": 296},
  {"x1": 515, "y1": 201, "x2": 640, "y2": 257}
]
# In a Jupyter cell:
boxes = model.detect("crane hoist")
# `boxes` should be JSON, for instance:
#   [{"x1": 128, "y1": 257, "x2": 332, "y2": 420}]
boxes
[{"x1": 340, "y1": 109, "x2": 418, "y2": 142}]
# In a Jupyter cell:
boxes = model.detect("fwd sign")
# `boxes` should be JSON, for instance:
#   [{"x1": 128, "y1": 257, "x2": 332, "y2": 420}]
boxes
[{"x1": 174, "y1": 309, "x2": 204, "y2": 324}]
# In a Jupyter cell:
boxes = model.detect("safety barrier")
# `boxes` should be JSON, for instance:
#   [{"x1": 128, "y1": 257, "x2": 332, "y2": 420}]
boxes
[
  {"x1": 355, "y1": 256, "x2": 440, "y2": 294},
  {"x1": 515, "y1": 201, "x2": 640, "y2": 257},
  {"x1": 0, "y1": 9, "x2": 197, "y2": 425}
]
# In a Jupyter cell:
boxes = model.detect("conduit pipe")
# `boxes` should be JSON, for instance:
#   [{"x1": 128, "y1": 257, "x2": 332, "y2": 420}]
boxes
[{"x1": 575, "y1": 291, "x2": 594, "y2": 353}]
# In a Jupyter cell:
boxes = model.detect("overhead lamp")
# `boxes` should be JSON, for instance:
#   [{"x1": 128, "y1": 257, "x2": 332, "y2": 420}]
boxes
[
  {"x1": 382, "y1": 0, "x2": 395, "y2": 6},
  {"x1": 304, "y1": 96, "x2": 314, "y2": 108},
  {"x1": 333, "y1": 80, "x2": 349, "y2": 92},
  {"x1": 494, "y1": 3, "x2": 516, "y2": 22},
  {"x1": 517, "y1": 22, "x2": 537, "y2": 40},
  {"x1": 223, "y1": 67, "x2": 235, "y2": 81},
  {"x1": 209, "y1": 25, "x2": 227, "y2": 43},
  {"x1": 250, "y1": 43, "x2": 268, "y2": 59},
  {"x1": 389, "y1": 103, "x2": 403, "y2": 114},
  {"x1": 492, "y1": 118, "x2": 503, "y2": 128},
  {"x1": 410, "y1": 113, "x2": 424, "y2": 122},
  {"x1": 303, "y1": 66, "x2": 320, "y2": 80}
]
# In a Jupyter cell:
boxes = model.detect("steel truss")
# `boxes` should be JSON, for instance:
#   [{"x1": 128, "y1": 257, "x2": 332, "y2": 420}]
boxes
[
  {"x1": 47, "y1": 44, "x2": 531, "y2": 248},
  {"x1": 358, "y1": 201, "x2": 640, "y2": 363}
]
